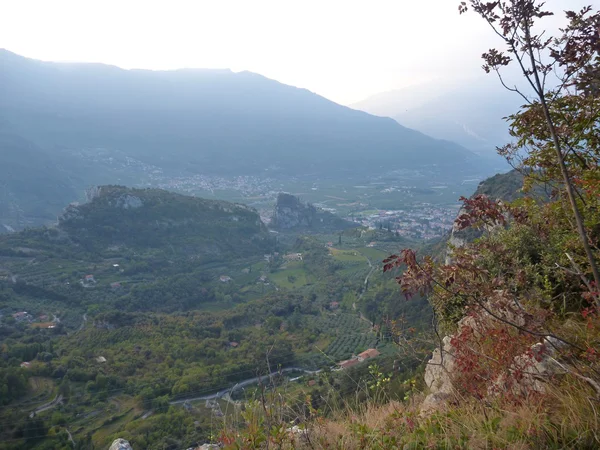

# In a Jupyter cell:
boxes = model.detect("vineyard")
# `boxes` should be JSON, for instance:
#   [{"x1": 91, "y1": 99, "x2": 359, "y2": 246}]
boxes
[
  {"x1": 315, "y1": 313, "x2": 378, "y2": 362},
  {"x1": 325, "y1": 333, "x2": 378, "y2": 362}
]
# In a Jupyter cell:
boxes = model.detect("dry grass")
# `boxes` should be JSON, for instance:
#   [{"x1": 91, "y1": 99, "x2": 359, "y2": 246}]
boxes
[{"x1": 278, "y1": 379, "x2": 600, "y2": 450}]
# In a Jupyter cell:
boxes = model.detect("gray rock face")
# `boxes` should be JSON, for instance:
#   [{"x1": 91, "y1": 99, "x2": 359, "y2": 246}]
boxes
[
  {"x1": 271, "y1": 192, "x2": 354, "y2": 232},
  {"x1": 109, "y1": 438, "x2": 132, "y2": 450},
  {"x1": 114, "y1": 195, "x2": 143, "y2": 209},
  {"x1": 421, "y1": 335, "x2": 456, "y2": 415},
  {"x1": 272, "y1": 194, "x2": 316, "y2": 230},
  {"x1": 85, "y1": 186, "x2": 102, "y2": 203},
  {"x1": 490, "y1": 337, "x2": 566, "y2": 397},
  {"x1": 60, "y1": 203, "x2": 83, "y2": 222},
  {"x1": 420, "y1": 297, "x2": 565, "y2": 415}
]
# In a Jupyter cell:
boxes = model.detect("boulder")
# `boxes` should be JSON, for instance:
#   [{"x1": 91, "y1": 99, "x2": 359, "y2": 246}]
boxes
[{"x1": 109, "y1": 439, "x2": 132, "y2": 450}]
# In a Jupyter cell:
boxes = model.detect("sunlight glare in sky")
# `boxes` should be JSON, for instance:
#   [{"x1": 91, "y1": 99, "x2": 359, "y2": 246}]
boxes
[{"x1": 0, "y1": 0, "x2": 588, "y2": 104}]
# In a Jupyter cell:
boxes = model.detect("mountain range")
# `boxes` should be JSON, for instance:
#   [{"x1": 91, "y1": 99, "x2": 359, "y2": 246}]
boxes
[
  {"x1": 352, "y1": 76, "x2": 523, "y2": 157},
  {"x1": 0, "y1": 49, "x2": 499, "y2": 229}
]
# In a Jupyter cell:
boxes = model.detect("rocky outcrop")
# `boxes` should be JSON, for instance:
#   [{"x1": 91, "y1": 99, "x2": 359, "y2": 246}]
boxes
[
  {"x1": 444, "y1": 209, "x2": 470, "y2": 264},
  {"x1": 445, "y1": 170, "x2": 532, "y2": 264},
  {"x1": 271, "y1": 193, "x2": 355, "y2": 232},
  {"x1": 421, "y1": 335, "x2": 456, "y2": 415},
  {"x1": 109, "y1": 438, "x2": 132, "y2": 450},
  {"x1": 420, "y1": 299, "x2": 566, "y2": 415},
  {"x1": 272, "y1": 193, "x2": 316, "y2": 229},
  {"x1": 490, "y1": 337, "x2": 566, "y2": 397}
]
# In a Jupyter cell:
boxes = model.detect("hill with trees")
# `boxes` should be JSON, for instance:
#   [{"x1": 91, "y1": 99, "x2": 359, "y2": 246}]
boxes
[
  {"x1": 56, "y1": 185, "x2": 274, "y2": 259},
  {"x1": 270, "y1": 193, "x2": 357, "y2": 232}
]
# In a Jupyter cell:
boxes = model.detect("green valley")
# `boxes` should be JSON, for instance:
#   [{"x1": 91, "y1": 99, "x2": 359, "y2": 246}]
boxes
[{"x1": 0, "y1": 186, "x2": 429, "y2": 450}]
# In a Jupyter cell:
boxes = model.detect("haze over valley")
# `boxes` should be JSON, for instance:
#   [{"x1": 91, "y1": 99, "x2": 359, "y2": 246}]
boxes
[
  {"x1": 1, "y1": 1, "x2": 598, "y2": 449},
  {"x1": 0, "y1": 48, "x2": 505, "y2": 234}
]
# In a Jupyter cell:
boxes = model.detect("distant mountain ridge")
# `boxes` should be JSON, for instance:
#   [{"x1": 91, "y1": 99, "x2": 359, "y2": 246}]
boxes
[
  {"x1": 352, "y1": 77, "x2": 521, "y2": 157},
  {"x1": 0, "y1": 48, "x2": 482, "y2": 177},
  {"x1": 0, "y1": 49, "x2": 499, "y2": 229}
]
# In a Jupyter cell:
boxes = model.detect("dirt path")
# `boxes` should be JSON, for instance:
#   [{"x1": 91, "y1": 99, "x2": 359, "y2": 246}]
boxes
[
  {"x1": 77, "y1": 313, "x2": 88, "y2": 332},
  {"x1": 358, "y1": 256, "x2": 375, "y2": 301},
  {"x1": 66, "y1": 429, "x2": 75, "y2": 446}
]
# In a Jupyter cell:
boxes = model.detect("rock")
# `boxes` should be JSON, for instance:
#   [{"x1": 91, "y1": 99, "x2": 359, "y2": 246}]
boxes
[
  {"x1": 271, "y1": 193, "x2": 355, "y2": 232},
  {"x1": 115, "y1": 194, "x2": 143, "y2": 209},
  {"x1": 420, "y1": 294, "x2": 532, "y2": 415},
  {"x1": 109, "y1": 438, "x2": 132, "y2": 450},
  {"x1": 420, "y1": 392, "x2": 453, "y2": 415},
  {"x1": 490, "y1": 337, "x2": 567, "y2": 396},
  {"x1": 421, "y1": 335, "x2": 456, "y2": 415}
]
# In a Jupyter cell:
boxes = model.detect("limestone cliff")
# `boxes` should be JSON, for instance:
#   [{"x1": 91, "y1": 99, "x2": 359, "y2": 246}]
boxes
[{"x1": 271, "y1": 193, "x2": 356, "y2": 232}]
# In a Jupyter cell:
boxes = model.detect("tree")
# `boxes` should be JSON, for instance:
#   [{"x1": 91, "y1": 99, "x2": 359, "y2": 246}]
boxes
[
  {"x1": 459, "y1": 0, "x2": 600, "y2": 304},
  {"x1": 384, "y1": 1, "x2": 600, "y2": 403}
]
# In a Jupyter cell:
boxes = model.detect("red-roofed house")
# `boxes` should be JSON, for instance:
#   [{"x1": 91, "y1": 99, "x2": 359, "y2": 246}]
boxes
[
  {"x1": 358, "y1": 348, "x2": 380, "y2": 361},
  {"x1": 338, "y1": 359, "x2": 360, "y2": 370},
  {"x1": 329, "y1": 301, "x2": 340, "y2": 310}
]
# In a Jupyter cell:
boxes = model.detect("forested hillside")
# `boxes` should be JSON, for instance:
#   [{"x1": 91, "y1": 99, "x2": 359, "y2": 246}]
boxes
[{"x1": 0, "y1": 128, "x2": 79, "y2": 231}]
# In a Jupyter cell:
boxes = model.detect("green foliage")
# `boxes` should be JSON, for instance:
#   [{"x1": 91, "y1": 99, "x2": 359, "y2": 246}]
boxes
[{"x1": 0, "y1": 368, "x2": 28, "y2": 405}]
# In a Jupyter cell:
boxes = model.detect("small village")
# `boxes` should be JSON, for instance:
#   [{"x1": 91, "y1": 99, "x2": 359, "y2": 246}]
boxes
[{"x1": 349, "y1": 204, "x2": 459, "y2": 239}]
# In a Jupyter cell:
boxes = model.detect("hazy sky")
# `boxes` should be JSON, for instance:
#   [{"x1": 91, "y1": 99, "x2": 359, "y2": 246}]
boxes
[{"x1": 0, "y1": 0, "x2": 589, "y2": 105}]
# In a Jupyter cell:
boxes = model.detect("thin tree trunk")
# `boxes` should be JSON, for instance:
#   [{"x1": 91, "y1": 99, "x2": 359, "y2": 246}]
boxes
[{"x1": 524, "y1": 24, "x2": 600, "y2": 307}]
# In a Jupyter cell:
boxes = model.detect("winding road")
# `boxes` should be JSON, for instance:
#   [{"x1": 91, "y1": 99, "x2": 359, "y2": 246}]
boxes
[
  {"x1": 29, "y1": 394, "x2": 63, "y2": 418},
  {"x1": 169, "y1": 367, "x2": 320, "y2": 405}
]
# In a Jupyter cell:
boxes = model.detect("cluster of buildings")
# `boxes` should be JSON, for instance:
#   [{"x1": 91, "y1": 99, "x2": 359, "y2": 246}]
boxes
[
  {"x1": 283, "y1": 253, "x2": 303, "y2": 262},
  {"x1": 152, "y1": 174, "x2": 279, "y2": 199},
  {"x1": 12, "y1": 311, "x2": 33, "y2": 322},
  {"x1": 9, "y1": 311, "x2": 55, "y2": 328},
  {"x1": 337, "y1": 348, "x2": 381, "y2": 370},
  {"x1": 350, "y1": 204, "x2": 459, "y2": 240}
]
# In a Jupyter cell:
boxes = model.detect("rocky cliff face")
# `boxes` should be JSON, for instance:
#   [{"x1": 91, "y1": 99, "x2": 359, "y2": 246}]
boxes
[
  {"x1": 445, "y1": 170, "x2": 529, "y2": 264},
  {"x1": 271, "y1": 193, "x2": 356, "y2": 232},
  {"x1": 420, "y1": 294, "x2": 565, "y2": 415},
  {"x1": 429, "y1": 170, "x2": 556, "y2": 412}
]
